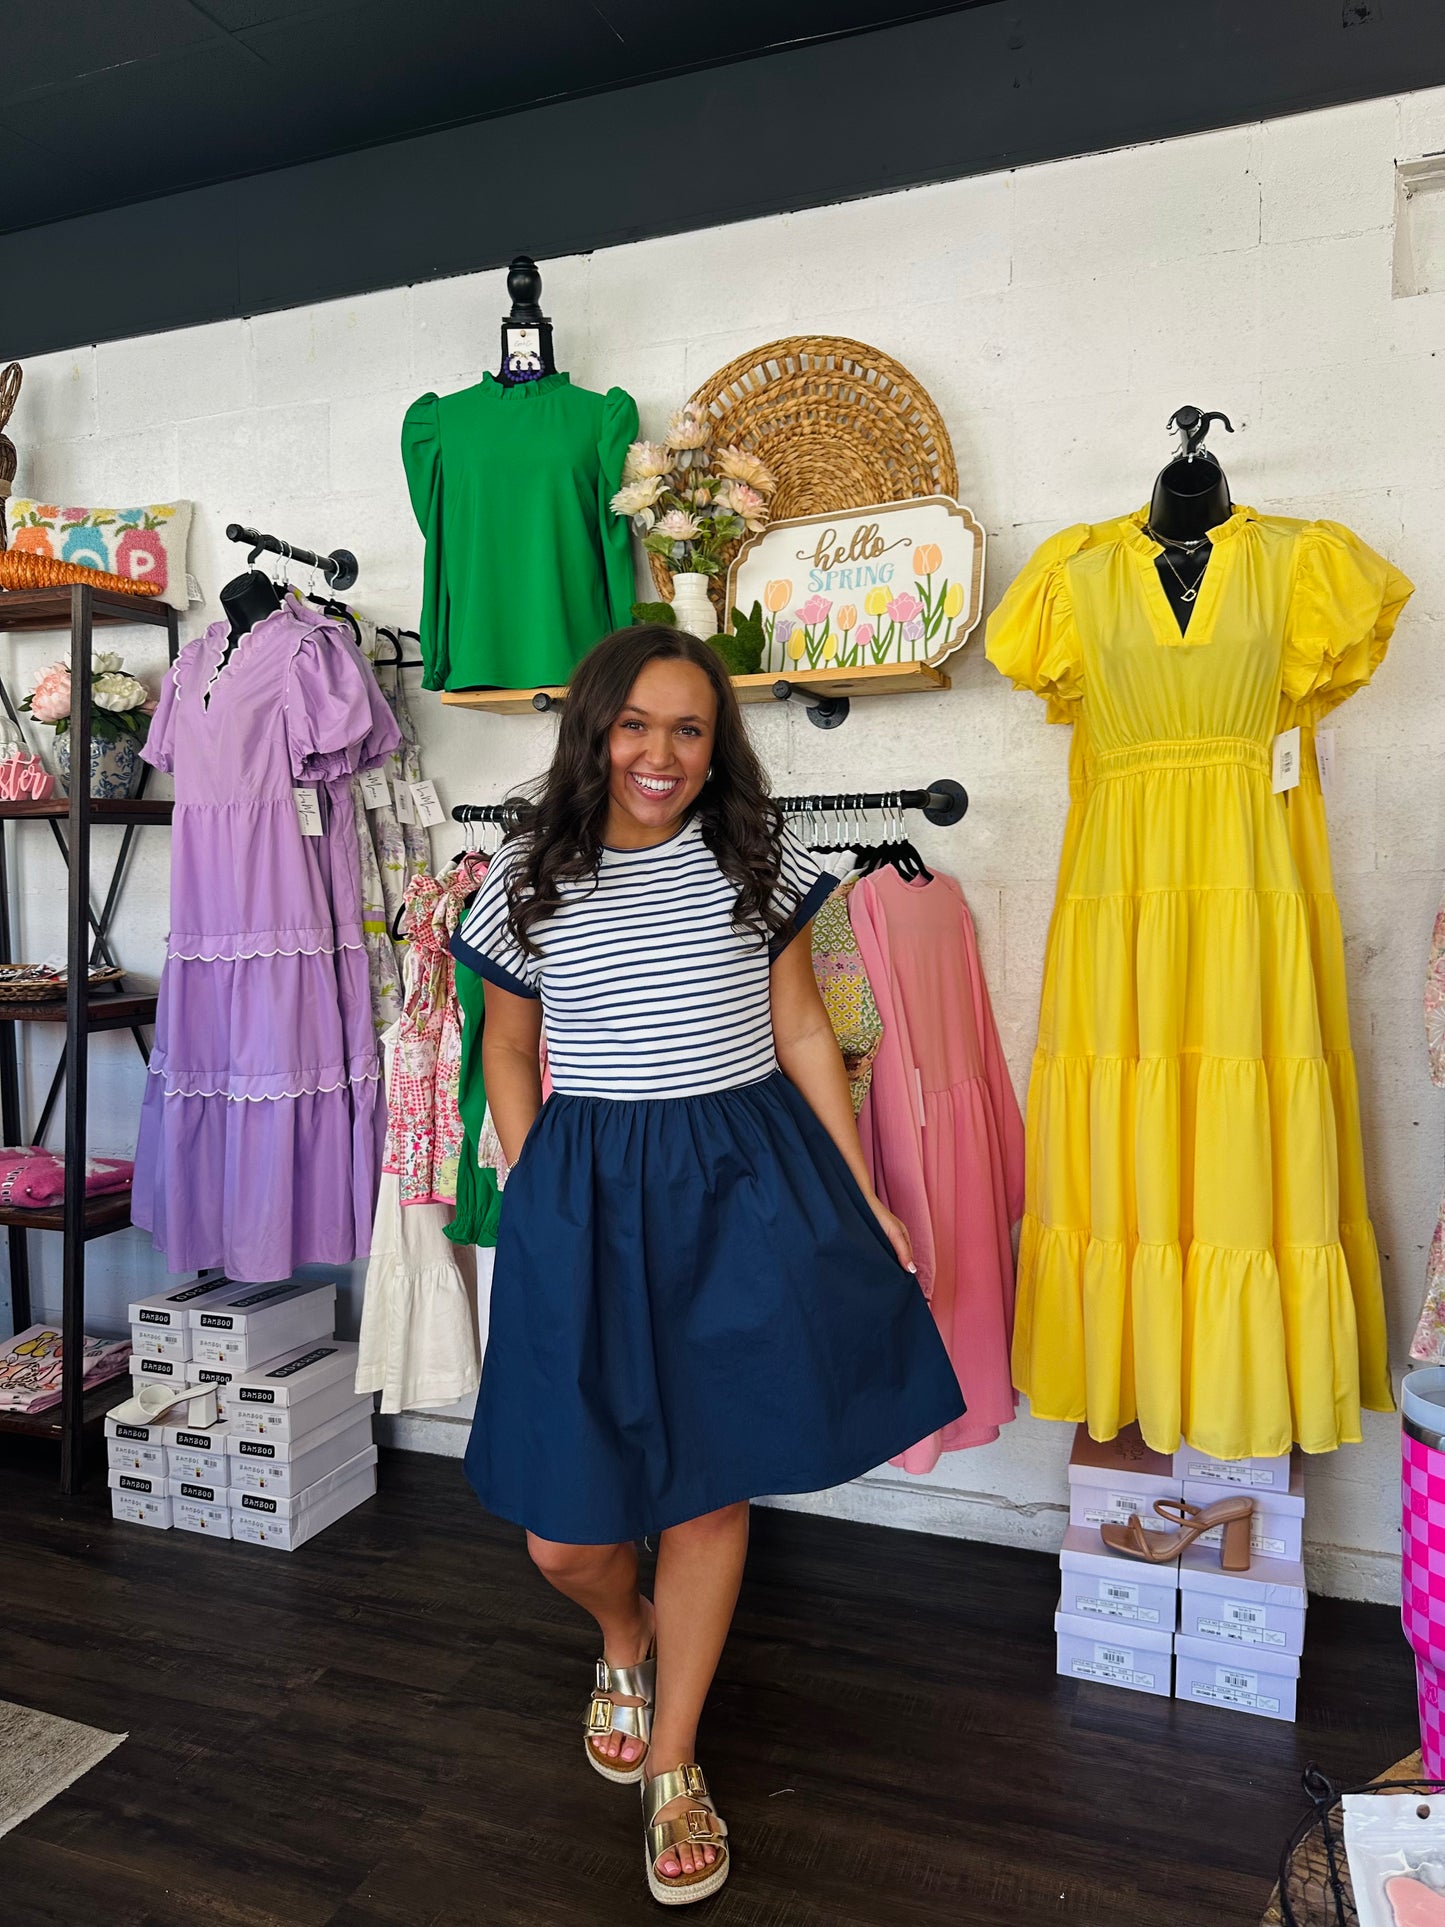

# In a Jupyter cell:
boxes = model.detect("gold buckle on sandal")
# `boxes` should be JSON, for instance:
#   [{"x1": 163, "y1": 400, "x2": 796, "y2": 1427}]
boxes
[
  {"x1": 681, "y1": 1763, "x2": 706, "y2": 1797},
  {"x1": 685, "y1": 1809, "x2": 712, "y2": 1839},
  {"x1": 586, "y1": 1695, "x2": 613, "y2": 1734}
]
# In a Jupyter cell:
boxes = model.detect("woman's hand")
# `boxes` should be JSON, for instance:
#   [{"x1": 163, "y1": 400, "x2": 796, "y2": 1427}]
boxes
[{"x1": 866, "y1": 1193, "x2": 915, "y2": 1274}]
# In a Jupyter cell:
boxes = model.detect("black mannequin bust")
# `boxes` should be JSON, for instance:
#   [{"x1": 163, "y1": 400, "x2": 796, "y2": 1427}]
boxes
[
  {"x1": 497, "y1": 255, "x2": 558, "y2": 386},
  {"x1": 211, "y1": 568, "x2": 285, "y2": 693},
  {"x1": 1146, "y1": 407, "x2": 1235, "y2": 631}
]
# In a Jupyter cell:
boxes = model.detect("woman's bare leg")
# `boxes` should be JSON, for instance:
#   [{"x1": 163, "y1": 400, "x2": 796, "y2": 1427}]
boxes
[{"x1": 526, "y1": 1532, "x2": 655, "y2": 1769}]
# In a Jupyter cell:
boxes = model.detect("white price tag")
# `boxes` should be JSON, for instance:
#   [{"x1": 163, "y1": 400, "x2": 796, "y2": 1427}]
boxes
[
  {"x1": 1315, "y1": 728, "x2": 1337, "y2": 799},
  {"x1": 410, "y1": 780, "x2": 445, "y2": 828},
  {"x1": 392, "y1": 778, "x2": 416, "y2": 824},
  {"x1": 293, "y1": 787, "x2": 323, "y2": 836},
  {"x1": 359, "y1": 767, "x2": 391, "y2": 810},
  {"x1": 1223, "y1": 1601, "x2": 1266, "y2": 1628},
  {"x1": 1272, "y1": 726, "x2": 1301, "y2": 794}
]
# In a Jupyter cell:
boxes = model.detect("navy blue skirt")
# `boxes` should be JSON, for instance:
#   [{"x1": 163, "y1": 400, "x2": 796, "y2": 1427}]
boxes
[{"x1": 464, "y1": 1071, "x2": 966, "y2": 1543}]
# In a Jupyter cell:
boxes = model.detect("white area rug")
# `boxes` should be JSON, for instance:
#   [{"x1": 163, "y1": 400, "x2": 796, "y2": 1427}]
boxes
[{"x1": 0, "y1": 1698, "x2": 125, "y2": 1838}]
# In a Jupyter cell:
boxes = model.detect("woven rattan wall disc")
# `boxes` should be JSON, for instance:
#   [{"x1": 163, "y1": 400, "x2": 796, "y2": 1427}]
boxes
[{"x1": 647, "y1": 336, "x2": 958, "y2": 606}]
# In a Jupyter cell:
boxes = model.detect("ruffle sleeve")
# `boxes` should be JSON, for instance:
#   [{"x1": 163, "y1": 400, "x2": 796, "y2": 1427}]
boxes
[
  {"x1": 1282, "y1": 519, "x2": 1414, "y2": 717},
  {"x1": 283, "y1": 624, "x2": 401, "y2": 783},
  {"x1": 983, "y1": 525, "x2": 1089, "y2": 723},
  {"x1": 139, "y1": 647, "x2": 186, "y2": 773},
  {"x1": 598, "y1": 385, "x2": 641, "y2": 628},
  {"x1": 449, "y1": 842, "x2": 542, "y2": 1000},
  {"x1": 401, "y1": 391, "x2": 451, "y2": 691}
]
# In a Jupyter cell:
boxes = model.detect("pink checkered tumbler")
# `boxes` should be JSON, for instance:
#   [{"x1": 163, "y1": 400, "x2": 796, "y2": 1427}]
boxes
[{"x1": 1401, "y1": 1367, "x2": 1445, "y2": 1776}]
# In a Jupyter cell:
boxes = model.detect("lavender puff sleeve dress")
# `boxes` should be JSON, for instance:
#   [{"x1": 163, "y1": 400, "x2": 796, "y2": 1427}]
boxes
[{"x1": 131, "y1": 598, "x2": 401, "y2": 1282}]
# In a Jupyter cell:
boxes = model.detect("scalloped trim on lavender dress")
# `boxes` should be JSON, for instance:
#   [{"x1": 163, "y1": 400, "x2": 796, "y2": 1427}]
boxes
[{"x1": 130, "y1": 598, "x2": 401, "y2": 1282}]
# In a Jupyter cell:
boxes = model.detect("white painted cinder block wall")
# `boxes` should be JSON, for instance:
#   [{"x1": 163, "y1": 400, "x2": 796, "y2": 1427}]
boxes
[{"x1": 8, "y1": 88, "x2": 1445, "y2": 1601}]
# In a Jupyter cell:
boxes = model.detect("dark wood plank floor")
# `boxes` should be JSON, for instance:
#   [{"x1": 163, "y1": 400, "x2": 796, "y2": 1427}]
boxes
[{"x1": 0, "y1": 1441, "x2": 1420, "y2": 1927}]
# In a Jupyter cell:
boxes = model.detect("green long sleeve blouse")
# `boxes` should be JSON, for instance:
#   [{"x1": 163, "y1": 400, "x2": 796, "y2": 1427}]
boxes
[{"x1": 401, "y1": 371, "x2": 639, "y2": 692}]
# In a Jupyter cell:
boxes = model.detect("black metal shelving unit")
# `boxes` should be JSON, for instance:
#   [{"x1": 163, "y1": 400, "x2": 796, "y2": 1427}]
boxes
[{"x1": 0, "y1": 583, "x2": 178, "y2": 1491}]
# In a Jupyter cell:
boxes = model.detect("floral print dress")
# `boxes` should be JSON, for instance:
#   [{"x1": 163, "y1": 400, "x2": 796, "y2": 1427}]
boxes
[{"x1": 1412, "y1": 897, "x2": 1445, "y2": 1362}]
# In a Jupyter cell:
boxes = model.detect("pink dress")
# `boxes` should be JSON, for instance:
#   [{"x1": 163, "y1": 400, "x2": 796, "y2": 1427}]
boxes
[{"x1": 850, "y1": 867, "x2": 1025, "y2": 1465}]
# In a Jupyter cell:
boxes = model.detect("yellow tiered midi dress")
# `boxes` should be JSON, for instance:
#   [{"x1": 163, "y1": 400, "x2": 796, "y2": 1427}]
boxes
[{"x1": 986, "y1": 505, "x2": 1412, "y2": 1459}]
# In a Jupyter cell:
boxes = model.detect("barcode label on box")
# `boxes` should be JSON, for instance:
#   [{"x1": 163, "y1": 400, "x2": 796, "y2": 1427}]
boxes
[
  {"x1": 1072, "y1": 1650, "x2": 1152, "y2": 1688},
  {"x1": 1080, "y1": 1491, "x2": 1147, "y2": 1526},
  {"x1": 1185, "y1": 1462, "x2": 1276, "y2": 1487},
  {"x1": 1189, "y1": 1670, "x2": 1281, "y2": 1713},
  {"x1": 1197, "y1": 1616, "x2": 1287, "y2": 1648},
  {"x1": 1077, "y1": 1594, "x2": 1158, "y2": 1624}
]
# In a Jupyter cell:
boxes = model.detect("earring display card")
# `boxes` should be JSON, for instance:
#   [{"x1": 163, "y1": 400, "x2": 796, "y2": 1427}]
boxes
[
  {"x1": 111, "y1": 1486, "x2": 172, "y2": 1529},
  {"x1": 1173, "y1": 1633, "x2": 1300, "y2": 1722},
  {"x1": 1054, "y1": 1607, "x2": 1173, "y2": 1698}
]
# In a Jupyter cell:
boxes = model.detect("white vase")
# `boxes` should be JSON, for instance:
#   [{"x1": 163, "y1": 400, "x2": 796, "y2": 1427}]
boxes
[{"x1": 669, "y1": 572, "x2": 717, "y2": 639}]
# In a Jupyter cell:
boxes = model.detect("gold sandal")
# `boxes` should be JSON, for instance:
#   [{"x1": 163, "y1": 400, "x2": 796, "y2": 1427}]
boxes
[
  {"x1": 642, "y1": 1762, "x2": 731, "y2": 1906},
  {"x1": 583, "y1": 1632, "x2": 656, "y2": 1785}
]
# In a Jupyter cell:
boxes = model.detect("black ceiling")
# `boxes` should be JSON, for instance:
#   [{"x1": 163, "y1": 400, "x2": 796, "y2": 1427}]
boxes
[
  {"x1": 5, "y1": 0, "x2": 1445, "y2": 358},
  {"x1": 0, "y1": 0, "x2": 983, "y2": 234}
]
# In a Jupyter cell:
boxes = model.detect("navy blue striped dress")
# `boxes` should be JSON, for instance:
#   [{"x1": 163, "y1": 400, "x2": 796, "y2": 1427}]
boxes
[{"x1": 450, "y1": 816, "x2": 966, "y2": 1542}]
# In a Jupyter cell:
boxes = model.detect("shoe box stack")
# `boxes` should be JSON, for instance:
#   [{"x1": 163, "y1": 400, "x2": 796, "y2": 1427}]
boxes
[
  {"x1": 1055, "y1": 1424, "x2": 1307, "y2": 1721},
  {"x1": 107, "y1": 1277, "x2": 378, "y2": 1549}
]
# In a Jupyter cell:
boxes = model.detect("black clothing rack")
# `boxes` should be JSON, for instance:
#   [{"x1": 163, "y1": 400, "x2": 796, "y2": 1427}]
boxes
[
  {"x1": 450, "y1": 779, "x2": 969, "y2": 830},
  {"x1": 225, "y1": 522, "x2": 359, "y2": 592}
]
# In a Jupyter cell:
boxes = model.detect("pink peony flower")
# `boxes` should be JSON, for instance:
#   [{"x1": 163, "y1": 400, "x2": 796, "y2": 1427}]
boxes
[
  {"x1": 797, "y1": 594, "x2": 832, "y2": 625},
  {"x1": 28, "y1": 665, "x2": 71, "y2": 723},
  {"x1": 886, "y1": 592, "x2": 923, "y2": 623}
]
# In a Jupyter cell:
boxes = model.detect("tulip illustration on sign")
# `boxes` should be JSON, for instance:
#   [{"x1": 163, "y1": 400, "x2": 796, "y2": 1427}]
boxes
[{"x1": 727, "y1": 495, "x2": 987, "y2": 671}]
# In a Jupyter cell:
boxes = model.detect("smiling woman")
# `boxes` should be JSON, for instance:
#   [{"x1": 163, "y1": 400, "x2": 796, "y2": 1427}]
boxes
[{"x1": 447, "y1": 622, "x2": 965, "y2": 1904}]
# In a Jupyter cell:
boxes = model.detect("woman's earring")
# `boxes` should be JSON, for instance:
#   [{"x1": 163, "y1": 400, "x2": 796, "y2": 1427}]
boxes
[{"x1": 705, "y1": 766, "x2": 714, "y2": 782}]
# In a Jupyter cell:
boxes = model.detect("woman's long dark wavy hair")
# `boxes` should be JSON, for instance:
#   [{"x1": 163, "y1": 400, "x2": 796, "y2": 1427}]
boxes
[{"x1": 503, "y1": 625, "x2": 794, "y2": 959}]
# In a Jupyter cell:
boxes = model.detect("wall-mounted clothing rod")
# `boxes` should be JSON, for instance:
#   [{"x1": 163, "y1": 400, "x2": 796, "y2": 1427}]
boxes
[
  {"x1": 450, "y1": 778, "x2": 969, "y2": 831},
  {"x1": 225, "y1": 521, "x2": 359, "y2": 592}
]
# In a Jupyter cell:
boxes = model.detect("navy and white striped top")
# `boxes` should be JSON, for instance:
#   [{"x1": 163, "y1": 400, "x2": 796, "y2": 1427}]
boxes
[{"x1": 450, "y1": 817, "x2": 836, "y2": 1100}]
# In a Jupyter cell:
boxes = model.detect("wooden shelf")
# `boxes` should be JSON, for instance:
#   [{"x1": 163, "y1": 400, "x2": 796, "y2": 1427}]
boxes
[
  {"x1": 0, "y1": 1371, "x2": 130, "y2": 1439},
  {"x1": 0, "y1": 797, "x2": 173, "y2": 823},
  {"x1": 0, "y1": 1185, "x2": 134, "y2": 1237},
  {"x1": 440, "y1": 658, "x2": 952, "y2": 714},
  {"x1": 0, "y1": 993, "x2": 156, "y2": 1030},
  {"x1": 0, "y1": 586, "x2": 173, "y2": 631}
]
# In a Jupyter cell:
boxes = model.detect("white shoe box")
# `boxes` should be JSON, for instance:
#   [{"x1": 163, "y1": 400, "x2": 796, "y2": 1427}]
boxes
[
  {"x1": 230, "y1": 1449, "x2": 378, "y2": 1551},
  {"x1": 164, "y1": 1419, "x2": 230, "y2": 1486},
  {"x1": 1178, "y1": 1546, "x2": 1307, "y2": 1657},
  {"x1": 227, "y1": 1406, "x2": 373, "y2": 1499},
  {"x1": 1173, "y1": 1633, "x2": 1299, "y2": 1722},
  {"x1": 105, "y1": 1411, "x2": 168, "y2": 1475},
  {"x1": 188, "y1": 1281, "x2": 337, "y2": 1371},
  {"x1": 111, "y1": 1485, "x2": 171, "y2": 1529},
  {"x1": 128, "y1": 1321, "x2": 191, "y2": 1364},
  {"x1": 171, "y1": 1493, "x2": 232, "y2": 1538},
  {"x1": 108, "y1": 1465, "x2": 167, "y2": 1503},
  {"x1": 1059, "y1": 1525, "x2": 1179, "y2": 1631},
  {"x1": 219, "y1": 1340, "x2": 364, "y2": 1440},
  {"x1": 168, "y1": 1472, "x2": 228, "y2": 1508},
  {"x1": 1067, "y1": 1423, "x2": 1183, "y2": 1530},
  {"x1": 1055, "y1": 1605, "x2": 1173, "y2": 1697},
  {"x1": 130, "y1": 1353, "x2": 187, "y2": 1389},
  {"x1": 1171, "y1": 1445, "x2": 1294, "y2": 1493},
  {"x1": 1183, "y1": 1459, "x2": 1305, "y2": 1563},
  {"x1": 127, "y1": 1277, "x2": 236, "y2": 1332}
]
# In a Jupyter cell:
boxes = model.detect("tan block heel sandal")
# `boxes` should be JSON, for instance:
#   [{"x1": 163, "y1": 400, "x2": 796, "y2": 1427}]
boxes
[
  {"x1": 642, "y1": 1762, "x2": 731, "y2": 1906},
  {"x1": 584, "y1": 1636, "x2": 656, "y2": 1784},
  {"x1": 1100, "y1": 1493, "x2": 1256, "y2": 1572}
]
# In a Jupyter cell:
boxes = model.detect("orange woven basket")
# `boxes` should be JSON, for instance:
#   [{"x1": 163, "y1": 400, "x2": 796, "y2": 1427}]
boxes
[{"x1": 0, "y1": 551, "x2": 160, "y2": 597}]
